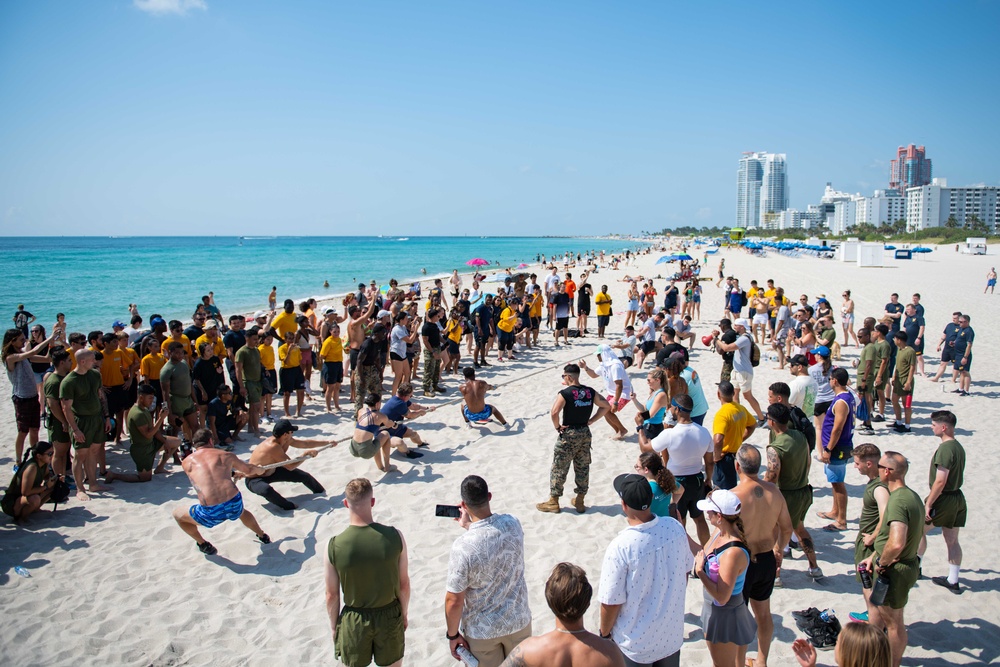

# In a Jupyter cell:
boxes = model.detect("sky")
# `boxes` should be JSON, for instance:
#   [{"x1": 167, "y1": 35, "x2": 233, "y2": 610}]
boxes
[{"x1": 1, "y1": 1, "x2": 998, "y2": 236}]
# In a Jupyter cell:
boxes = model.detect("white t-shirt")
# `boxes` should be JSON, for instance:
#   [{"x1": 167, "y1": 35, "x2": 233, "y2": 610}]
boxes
[
  {"x1": 650, "y1": 421, "x2": 713, "y2": 476},
  {"x1": 732, "y1": 334, "x2": 754, "y2": 374},
  {"x1": 809, "y1": 363, "x2": 836, "y2": 403},
  {"x1": 599, "y1": 361, "x2": 633, "y2": 399},
  {"x1": 545, "y1": 274, "x2": 560, "y2": 293},
  {"x1": 446, "y1": 514, "x2": 531, "y2": 640},
  {"x1": 599, "y1": 516, "x2": 693, "y2": 663},
  {"x1": 788, "y1": 374, "x2": 818, "y2": 413},
  {"x1": 617, "y1": 335, "x2": 636, "y2": 359}
]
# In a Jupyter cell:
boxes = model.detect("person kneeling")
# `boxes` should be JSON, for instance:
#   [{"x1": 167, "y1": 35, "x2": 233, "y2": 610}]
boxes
[{"x1": 106, "y1": 384, "x2": 180, "y2": 483}]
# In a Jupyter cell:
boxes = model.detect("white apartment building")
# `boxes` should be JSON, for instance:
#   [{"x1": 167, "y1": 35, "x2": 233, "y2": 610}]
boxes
[
  {"x1": 737, "y1": 151, "x2": 787, "y2": 228},
  {"x1": 769, "y1": 206, "x2": 824, "y2": 231},
  {"x1": 856, "y1": 189, "x2": 907, "y2": 227},
  {"x1": 905, "y1": 178, "x2": 1000, "y2": 230}
]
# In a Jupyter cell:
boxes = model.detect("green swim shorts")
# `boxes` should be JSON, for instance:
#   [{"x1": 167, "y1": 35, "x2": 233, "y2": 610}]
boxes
[
  {"x1": 349, "y1": 437, "x2": 379, "y2": 460},
  {"x1": 335, "y1": 600, "x2": 404, "y2": 667},
  {"x1": 782, "y1": 485, "x2": 813, "y2": 528},
  {"x1": 244, "y1": 380, "x2": 262, "y2": 404},
  {"x1": 72, "y1": 414, "x2": 105, "y2": 451},
  {"x1": 929, "y1": 491, "x2": 967, "y2": 529}
]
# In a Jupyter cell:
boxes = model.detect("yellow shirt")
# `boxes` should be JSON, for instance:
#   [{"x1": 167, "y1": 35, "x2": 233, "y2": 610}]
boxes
[
  {"x1": 712, "y1": 402, "x2": 755, "y2": 454},
  {"x1": 497, "y1": 308, "x2": 516, "y2": 333},
  {"x1": 258, "y1": 343, "x2": 276, "y2": 371},
  {"x1": 529, "y1": 292, "x2": 543, "y2": 318},
  {"x1": 271, "y1": 311, "x2": 298, "y2": 339},
  {"x1": 278, "y1": 343, "x2": 301, "y2": 369},
  {"x1": 768, "y1": 295, "x2": 788, "y2": 315},
  {"x1": 320, "y1": 335, "x2": 344, "y2": 362},
  {"x1": 120, "y1": 347, "x2": 139, "y2": 375},
  {"x1": 595, "y1": 292, "x2": 612, "y2": 317},
  {"x1": 195, "y1": 334, "x2": 227, "y2": 359},
  {"x1": 141, "y1": 352, "x2": 166, "y2": 381},
  {"x1": 763, "y1": 288, "x2": 776, "y2": 302},
  {"x1": 100, "y1": 348, "x2": 126, "y2": 387},
  {"x1": 162, "y1": 334, "x2": 192, "y2": 358}
]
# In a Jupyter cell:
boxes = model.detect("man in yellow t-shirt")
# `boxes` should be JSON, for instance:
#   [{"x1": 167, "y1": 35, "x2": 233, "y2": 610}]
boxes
[
  {"x1": 196, "y1": 321, "x2": 227, "y2": 360},
  {"x1": 278, "y1": 331, "x2": 304, "y2": 418},
  {"x1": 711, "y1": 380, "x2": 756, "y2": 490},
  {"x1": 496, "y1": 302, "x2": 518, "y2": 362},
  {"x1": 270, "y1": 299, "x2": 299, "y2": 340},
  {"x1": 594, "y1": 284, "x2": 612, "y2": 338},
  {"x1": 319, "y1": 324, "x2": 345, "y2": 412},
  {"x1": 99, "y1": 333, "x2": 132, "y2": 445}
]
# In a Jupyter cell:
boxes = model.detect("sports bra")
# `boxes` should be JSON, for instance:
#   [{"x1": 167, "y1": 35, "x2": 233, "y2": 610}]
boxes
[{"x1": 355, "y1": 408, "x2": 382, "y2": 435}]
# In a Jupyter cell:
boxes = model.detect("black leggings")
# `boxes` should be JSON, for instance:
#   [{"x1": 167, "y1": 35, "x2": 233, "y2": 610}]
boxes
[{"x1": 245, "y1": 467, "x2": 324, "y2": 510}]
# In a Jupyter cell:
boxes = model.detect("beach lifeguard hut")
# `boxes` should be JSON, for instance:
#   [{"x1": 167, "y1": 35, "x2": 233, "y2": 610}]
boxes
[
  {"x1": 726, "y1": 227, "x2": 746, "y2": 243},
  {"x1": 962, "y1": 237, "x2": 987, "y2": 255}
]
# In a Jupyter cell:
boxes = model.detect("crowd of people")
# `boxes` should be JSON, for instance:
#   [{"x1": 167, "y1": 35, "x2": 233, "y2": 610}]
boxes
[{"x1": 1, "y1": 242, "x2": 975, "y2": 667}]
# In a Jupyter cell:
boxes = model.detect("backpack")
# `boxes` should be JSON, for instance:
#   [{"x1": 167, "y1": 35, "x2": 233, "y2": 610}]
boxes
[
  {"x1": 740, "y1": 290, "x2": 748, "y2": 307},
  {"x1": 743, "y1": 333, "x2": 760, "y2": 367}
]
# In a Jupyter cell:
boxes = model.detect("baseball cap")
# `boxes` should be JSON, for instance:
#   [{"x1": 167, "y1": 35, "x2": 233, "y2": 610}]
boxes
[
  {"x1": 734, "y1": 318, "x2": 750, "y2": 329},
  {"x1": 112, "y1": 320, "x2": 126, "y2": 329},
  {"x1": 377, "y1": 309, "x2": 391, "y2": 319},
  {"x1": 150, "y1": 316, "x2": 165, "y2": 326},
  {"x1": 254, "y1": 310, "x2": 267, "y2": 319},
  {"x1": 371, "y1": 323, "x2": 387, "y2": 335},
  {"x1": 613, "y1": 473, "x2": 653, "y2": 511},
  {"x1": 204, "y1": 320, "x2": 219, "y2": 330},
  {"x1": 324, "y1": 307, "x2": 336, "y2": 315},
  {"x1": 696, "y1": 489, "x2": 742, "y2": 516},
  {"x1": 273, "y1": 418, "x2": 298, "y2": 438},
  {"x1": 788, "y1": 354, "x2": 809, "y2": 367},
  {"x1": 811, "y1": 345, "x2": 831, "y2": 357}
]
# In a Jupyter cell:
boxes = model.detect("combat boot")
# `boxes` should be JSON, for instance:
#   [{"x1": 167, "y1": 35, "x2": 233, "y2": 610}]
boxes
[
  {"x1": 536, "y1": 497, "x2": 561, "y2": 513},
  {"x1": 572, "y1": 494, "x2": 587, "y2": 514}
]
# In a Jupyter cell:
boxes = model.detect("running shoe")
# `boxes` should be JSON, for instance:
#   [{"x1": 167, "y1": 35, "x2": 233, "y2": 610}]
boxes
[
  {"x1": 871, "y1": 414, "x2": 885, "y2": 422},
  {"x1": 848, "y1": 611, "x2": 869, "y2": 623},
  {"x1": 931, "y1": 576, "x2": 962, "y2": 594}
]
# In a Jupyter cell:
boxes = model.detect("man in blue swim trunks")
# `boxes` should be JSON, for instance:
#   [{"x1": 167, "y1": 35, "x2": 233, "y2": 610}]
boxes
[
  {"x1": 458, "y1": 367, "x2": 509, "y2": 428},
  {"x1": 172, "y1": 428, "x2": 271, "y2": 556}
]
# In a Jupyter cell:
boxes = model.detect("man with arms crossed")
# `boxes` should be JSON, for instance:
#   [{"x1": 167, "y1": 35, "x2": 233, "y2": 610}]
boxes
[
  {"x1": 171, "y1": 428, "x2": 270, "y2": 556},
  {"x1": 847, "y1": 443, "x2": 888, "y2": 623},
  {"x1": 732, "y1": 444, "x2": 793, "y2": 667},
  {"x1": 160, "y1": 342, "x2": 199, "y2": 441},
  {"x1": 917, "y1": 410, "x2": 966, "y2": 593},
  {"x1": 858, "y1": 451, "x2": 923, "y2": 667},
  {"x1": 499, "y1": 563, "x2": 624, "y2": 667},
  {"x1": 445, "y1": 475, "x2": 531, "y2": 667},
  {"x1": 325, "y1": 478, "x2": 410, "y2": 667}
]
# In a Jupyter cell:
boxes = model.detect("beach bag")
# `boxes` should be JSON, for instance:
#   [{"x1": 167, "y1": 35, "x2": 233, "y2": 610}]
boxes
[
  {"x1": 743, "y1": 334, "x2": 761, "y2": 367},
  {"x1": 568, "y1": 328, "x2": 581, "y2": 338},
  {"x1": 740, "y1": 290, "x2": 748, "y2": 307},
  {"x1": 49, "y1": 477, "x2": 71, "y2": 509}
]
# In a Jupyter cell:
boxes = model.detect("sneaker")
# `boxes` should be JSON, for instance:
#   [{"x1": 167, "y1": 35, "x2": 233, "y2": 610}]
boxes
[
  {"x1": 807, "y1": 567, "x2": 825, "y2": 580},
  {"x1": 849, "y1": 611, "x2": 869, "y2": 623},
  {"x1": 756, "y1": 418, "x2": 768, "y2": 429},
  {"x1": 931, "y1": 576, "x2": 962, "y2": 594},
  {"x1": 858, "y1": 426, "x2": 875, "y2": 436},
  {"x1": 783, "y1": 545, "x2": 792, "y2": 557},
  {"x1": 952, "y1": 388, "x2": 963, "y2": 394},
  {"x1": 892, "y1": 423, "x2": 911, "y2": 433},
  {"x1": 257, "y1": 533, "x2": 272, "y2": 545},
  {"x1": 197, "y1": 541, "x2": 218, "y2": 556},
  {"x1": 423, "y1": 390, "x2": 435, "y2": 398},
  {"x1": 871, "y1": 414, "x2": 885, "y2": 422},
  {"x1": 773, "y1": 575, "x2": 783, "y2": 588}
]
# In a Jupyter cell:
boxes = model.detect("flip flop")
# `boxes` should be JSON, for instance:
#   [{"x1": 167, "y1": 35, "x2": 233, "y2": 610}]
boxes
[
  {"x1": 822, "y1": 524, "x2": 846, "y2": 532},
  {"x1": 815, "y1": 511, "x2": 837, "y2": 521}
]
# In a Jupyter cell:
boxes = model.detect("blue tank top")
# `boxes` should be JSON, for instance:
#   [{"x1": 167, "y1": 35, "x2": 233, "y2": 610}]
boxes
[
  {"x1": 705, "y1": 540, "x2": 750, "y2": 602},
  {"x1": 821, "y1": 391, "x2": 855, "y2": 461},
  {"x1": 644, "y1": 389, "x2": 666, "y2": 425}
]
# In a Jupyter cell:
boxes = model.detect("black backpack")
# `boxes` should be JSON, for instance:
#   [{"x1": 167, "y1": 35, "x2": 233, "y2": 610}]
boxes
[{"x1": 740, "y1": 290, "x2": 749, "y2": 307}]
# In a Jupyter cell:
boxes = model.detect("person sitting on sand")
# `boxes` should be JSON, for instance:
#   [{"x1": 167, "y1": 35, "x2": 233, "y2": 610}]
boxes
[
  {"x1": 243, "y1": 418, "x2": 332, "y2": 512},
  {"x1": 1, "y1": 441, "x2": 56, "y2": 522},
  {"x1": 350, "y1": 393, "x2": 417, "y2": 473},
  {"x1": 172, "y1": 428, "x2": 270, "y2": 556},
  {"x1": 458, "y1": 367, "x2": 509, "y2": 428},
  {"x1": 105, "y1": 384, "x2": 180, "y2": 484}
]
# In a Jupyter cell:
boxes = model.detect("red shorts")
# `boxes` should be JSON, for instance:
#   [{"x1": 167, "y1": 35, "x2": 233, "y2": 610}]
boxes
[
  {"x1": 13, "y1": 395, "x2": 41, "y2": 433},
  {"x1": 606, "y1": 395, "x2": 630, "y2": 412}
]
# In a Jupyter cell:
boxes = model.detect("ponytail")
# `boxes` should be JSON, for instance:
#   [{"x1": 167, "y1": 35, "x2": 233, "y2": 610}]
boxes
[
  {"x1": 638, "y1": 451, "x2": 676, "y2": 494},
  {"x1": 731, "y1": 515, "x2": 756, "y2": 563}
]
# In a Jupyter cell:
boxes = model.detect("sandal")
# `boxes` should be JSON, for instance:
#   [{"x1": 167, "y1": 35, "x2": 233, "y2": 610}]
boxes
[{"x1": 198, "y1": 541, "x2": 218, "y2": 556}]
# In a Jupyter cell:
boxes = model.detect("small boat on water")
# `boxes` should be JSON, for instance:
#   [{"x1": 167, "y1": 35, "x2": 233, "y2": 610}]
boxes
[{"x1": 397, "y1": 237, "x2": 409, "y2": 241}]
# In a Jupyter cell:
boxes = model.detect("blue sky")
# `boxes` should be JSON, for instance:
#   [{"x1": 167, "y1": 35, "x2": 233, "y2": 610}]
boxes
[{"x1": 1, "y1": 1, "x2": 998, "y2": 236}]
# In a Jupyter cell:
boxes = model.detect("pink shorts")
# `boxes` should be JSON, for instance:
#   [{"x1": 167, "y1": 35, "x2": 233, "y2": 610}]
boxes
[{"x1": 607, "y1": 395, "x2": 630, "y2": 411}]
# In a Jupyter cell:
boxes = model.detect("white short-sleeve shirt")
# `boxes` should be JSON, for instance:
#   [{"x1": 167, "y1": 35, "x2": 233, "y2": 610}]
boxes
[{"x1": 650, "y1": 421, "x2": 713, "y2": 476}]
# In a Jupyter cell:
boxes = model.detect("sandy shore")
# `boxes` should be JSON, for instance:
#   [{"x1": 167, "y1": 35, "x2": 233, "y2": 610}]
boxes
[{"x1": 1, "y1": 243, "x2": 996, "y2": 666}]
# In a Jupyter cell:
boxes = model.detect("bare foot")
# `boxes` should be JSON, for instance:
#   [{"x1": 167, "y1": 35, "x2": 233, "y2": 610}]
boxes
[
  {"x1": 76, "y1": 490, "x2": 91, "y2": 501},
  {"x1": 88, "y1": 484, "x2": 112, "y2": 493},
  {"x1": 154, "y1": 466, "x2": 167, "y2": 474},
  {"x1": 378, "y1": 464, "x2": 398, "y2": 473}
]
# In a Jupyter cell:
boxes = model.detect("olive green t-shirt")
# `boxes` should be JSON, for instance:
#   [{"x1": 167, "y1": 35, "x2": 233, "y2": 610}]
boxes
[
  {"x1": 894, "y1": 346, "x2": 917, "y2": 384},
  {"x1": 767, "y1": 429, "x2": 810, "y2": 491},
  {"x1": 874, "y1": 486, "x2": 923, "y2": 562},
  {"x1": 820, "y1": 328, "x2": 836, "y2": 346},
  {"x1": 59, "y1": 369, "x2": 102, "y2": 416},
  {"x1": 858, "y1": 477, "x2": 888, "y2": 538},
  {"x1": 873, "y1": 340, "x2": 890, "y2": 375},
  {"x1": 160, "y1": 360, "x2": 192, "y2": 398},
  {"x1": 234, "y1": 346, "x2": 262, "y2": 383},
  {"x1": 43, "y1": 371, "x2": 65, "y2": 406},
  {"x1": 328, "y1": 523, "x2": 403, "y2": 609},
  {"x1": 857, "y1": 343, "x2": 876, "y2": 383},
  {"x1": 929, "y1": 439, "x2": 964, "y2": 492},
  {"x1": 127, "y1": 404, "x2": 154, "y2": 450}
]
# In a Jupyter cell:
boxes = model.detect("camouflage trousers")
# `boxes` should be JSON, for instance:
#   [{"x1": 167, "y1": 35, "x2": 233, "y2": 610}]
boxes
[
  {"x1": 422, "y1": 349, "x2": 441, "y2": 392},
  {"x1": 549, "y1": 426, "x2": 592, "y2": 498},
  {"x1": 720, "y1": 361, "x2": 733, "y2": 383},
  {"x1": 354, "y1": 364, "x2": 382, "y2": 414}
]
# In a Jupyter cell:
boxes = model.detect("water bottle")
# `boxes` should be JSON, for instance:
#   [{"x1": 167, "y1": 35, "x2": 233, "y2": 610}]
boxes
[
  {"x1": 14, "y1": 566, "x2": 31, "y2": 578},
  {"x1": 707, "y1": 557, "x2": 721, "y2": 582},
  {"x1": 819, "y1": 609, "x2": 836, "y2": 623},
  {"x1": 869, "y1": 558, "x2": 891, "y2": 606},
  {"x1": 859, "y1": 563, "x2": 873, "y2": 589}
]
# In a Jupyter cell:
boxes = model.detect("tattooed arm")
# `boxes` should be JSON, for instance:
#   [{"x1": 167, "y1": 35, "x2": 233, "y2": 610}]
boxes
[{"x1": 763, "y1": 446, "x2": 781, "y2": 484}]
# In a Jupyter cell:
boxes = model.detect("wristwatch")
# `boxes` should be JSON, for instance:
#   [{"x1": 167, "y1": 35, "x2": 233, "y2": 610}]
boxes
[{"x1": 446, "y1": 631, "x2": 460, "y2": 640}]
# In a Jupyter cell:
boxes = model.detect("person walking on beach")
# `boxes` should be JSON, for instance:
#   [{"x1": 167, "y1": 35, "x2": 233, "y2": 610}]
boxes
[
  {"x1": 445, "y1": 475, "x2": 532, "y2": 667},
  {"x1": 890, "y1": 333, "x2": 916, "y2": 433},
  {"x1": 598, "y1": 473, "x2": 694, "y2": 667},
  {"x1": 732, "y1": 444, "x2": 793, "y2": 667},
  {"x1": 499, "y1": 563, "x2": 624, "y2": 667},
  {"x1": 537, "y1": 364, "x2": 610, "y2": 514},
  {"x1": 711, "y1": 381, "x2": 756, "y2": 490},
  {"x1": 458, "y1": 367, "x2": 508, "y2": 428},
  {"x1": 917, "y1": 410, "x2": 966, "y2": 593},
  {"x1": 848, "y1": 443, "x2": 888, "y2": 624},
  {"x1": 172, "y1": 428, "x2": 270, "y2": 556},
  {"x1": 986, "y1": 267, "x2": 996, "y2": 294},
  {"x1": 857, "y1": 451, "x2": 923, "y2": 667},
  {"x1": 816, "y1": 368, "x2": 855, "y2": 531},
  {"x1": 326, "y1": 477, "x2": 410, "y2": 667}
]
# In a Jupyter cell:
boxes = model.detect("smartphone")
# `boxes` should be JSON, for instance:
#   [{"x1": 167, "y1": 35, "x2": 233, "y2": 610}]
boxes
[{"x1": 435, "y1": 504, "x2": 461, "y2": 518}]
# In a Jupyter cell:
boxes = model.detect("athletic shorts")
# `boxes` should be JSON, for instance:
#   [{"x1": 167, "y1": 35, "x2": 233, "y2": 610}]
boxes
[
  {"x1": 674, "y1": 473, "x2": 706, "y2": 519},
  {"x1": 641, "y1": 340, "x2": 656, "y2": 354},
  {"x1": 447, "y1": 340, "x2": 460, "y2": 355},
  {"x1": 12, "y1": 395, "x2": 41, "y2": 433},
  {"x1": 825, "y1": 461, "x2": 847, "y2": 484},
  {"x1": 169, "y1": 394, "x2": 196, "y2": 419},
  {"x1": 879, "y1": 558, "x2": 919, "y2": 610},
  {"x1": 349, "y1": 437, "x2": 379, "y2": 460},
  {"x1": 813, "y1": 400, "x2": 832, "y2": 418},
  {"x1": 335, "y1": 601, "x2": 405, "y2": 667},
  {"x1": 781, "y1": 485, "x2": 813, "y2": 527},
  {"x1": 597, "y1": 315, "x2": 610, "y2": 328},
  {"x1": 530, "y1": 317, "x2": 541, "y2": 331},
  {"x1": 954, "y1": 355, "x2": 971, "y2": 372},
  {"x1": 322, "y1": 361, "x2": 344, "y2": 385},
  {"x1": 244, "y1": 379, "x2": 262, "y2": 403},
  {"x1": 712, "y1": 454, "x2": 738, "y2": 490},
  {"x1": 389, "y1": 352, "x2": 405, "y2": 362},
  {"x1": 940, "y1": 346, "x2": 955, "y2": 363},
  {"x1": 349, "y1": 348, "x2": 360, "y2": 372},
  {"x1": 730, "y1": 370, "x2": 753, "y2": 393},
  {"x1": 743, "y1": 550, "x2": 777, "y2": 602},
  {"x1": 753, "y1": 313, "x2": 768, "y2": 325},
  {"x1": 106, "y1": 384, "x2": 129, "y2": 415},
  {"x1": 578, "y1": 305, "x2": 591, "y2": 315},
  {"x1": 928, "y1": 491, "x2": 967, "y2": 528},
  {"x1": 72, "y1": 414, "x2": 105, "y2": 450},
  {"x1": 606, "y1": 395, "x2": 630, "y2": 412},
  {"x1": 189, "y1": 492, "x2": 244, "y2": 528},
  {"x1": 279, "y1": 366, "x2": 305, "y2": 394},
  {"x1": 463, "y1": 404, "x2": 493, "y2": 422},
  {"x1": 555, "y1": 317, "x2": 569, "y2": 331}
]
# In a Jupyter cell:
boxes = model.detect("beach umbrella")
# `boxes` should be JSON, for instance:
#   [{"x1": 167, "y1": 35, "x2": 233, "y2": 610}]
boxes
[
  {"x1": 884, "y1": 245, "x2": 896, "y2": 250},
  {"x1": 466, "y1": 258, "x2": 490, "y2": 266},
  {"x1": 516, "y1": 263, "x2": 529, "y2": 269},
  {"x1": 674, "y1": 253, "x2": 693, "y2": 261},
  {"x1": 912, "y1": 247, "x2": 933, "y2": 253},
  {"x1": 485, "y1": 273, "x2": 510, "y2": 282},
  {"x1": 655, "y1": 255, "x2": 677, "y2": 264}
]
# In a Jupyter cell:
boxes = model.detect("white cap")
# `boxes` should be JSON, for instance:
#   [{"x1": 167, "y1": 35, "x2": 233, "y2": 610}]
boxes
[
  {"x1": 254, "y1": 311, "x2": 266, "y2": 320},
  {"x1": 377, "y1": 310, "x2": 391, "y2": 319},
  {"x1": 734, "y1": 318, "x2": 750, "y2": 329},
  {"x1": 696, "y1": 489, "x2": 742, "y2": 516}
]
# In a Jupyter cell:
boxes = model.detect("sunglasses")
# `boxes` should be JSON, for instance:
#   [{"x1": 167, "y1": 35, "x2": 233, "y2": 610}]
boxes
[{"x1": 877, "y1": 464, "x2": 894, "y2": 472}]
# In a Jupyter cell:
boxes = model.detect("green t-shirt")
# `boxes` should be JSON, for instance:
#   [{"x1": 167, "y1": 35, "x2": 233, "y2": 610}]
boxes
[
  {"x1": 767, "y1": 429, "x2": 810, "y2": 491},
  {"x1": 894, "y1": 346, "x2": 916, "y2": 384},
  {"x1": 929, "y1": 439, "x2": 964, "y2": 492},
  {"x1": 874, "y1": 486, "x2": 924, "y2": 562},
  {"x1": 160, "y1": 359, "x2": 192, "y2": 398},
  {"x1": 858, "y1": 477, "x2": 888, "y2": 538},
  {"x1": 127, "y1": 404, "x2": 154, "y2": 450},
  {"x1": 328, "y1": 523, "x2": 403, "y2": 609},
  {"x1": 59, "y1": 369, "x2": 102, "y2": 416},
  {"x1": 820, "y1": 328, "x2": 836, "y2": 346},
  {"x1": 873, "y1": 340, "x2": 890, "y2": 376},
  {"x1": 857, "y1": 343, "x2": 876, "y2": 383},
  {"x1": 43, "y1": 371, "x2": 65, "y2": 406},
  {"x1": 234, "y1": 345, "x2": 262, "y2": 383}
]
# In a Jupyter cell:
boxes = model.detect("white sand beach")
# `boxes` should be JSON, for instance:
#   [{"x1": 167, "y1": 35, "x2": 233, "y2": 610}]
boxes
[{"x1": 1, "y1": 243, "x2": 997, "y2": 667}]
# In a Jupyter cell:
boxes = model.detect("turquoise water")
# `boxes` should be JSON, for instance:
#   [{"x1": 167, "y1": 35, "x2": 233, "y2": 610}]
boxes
[{"x1": 1, "y1": 236, "x2": 642, "y2": 333}]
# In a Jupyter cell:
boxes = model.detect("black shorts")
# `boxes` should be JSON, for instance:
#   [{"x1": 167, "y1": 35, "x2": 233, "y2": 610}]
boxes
[
  {"x1": 578, "y1": 305, "x2": 591, "y2": 315},
  {"x1": 447, "y1": 340, "x2": 460, "y2": 355},
  {"x1": 813, "y1": 401, "x2": 832, "y2": 418},
  {"x1": 675, "y1": 473, "x2": 706, "y2": 519},
  {"x1": 349, "y1": 348, "x2": 360, "y2": 372},
  {"x1": 530, "y1": 317, "x2": 541, "y2": 331},
  {"x1": 390, "y1": 351, "x2": 406, "y2": 362},
  {"x1": 641, "y1": 340, "x2": 656, "y2": 354},
  {"x1": 322, "y1": 361, "x2": 344, "y2": 384},
  {"x1": 712, "y1": 454, "x2": 738, "y2": 490},
  {"x1": 262, "y1": 369, "x2": 277, "y2": 396},
  {"x1": 107, "y1": 384, "x2": 130, "y2": 414},
  {"x1": 743, "y1": 550, "x2": 777, "y2": 602},
  {"x1": 279, "y1": 367, "x2": 305, "y2": 394},
  {"x1": 941, "y1": 346, "x2": 955, "y2": 363},
  {"x1": 555, "y1": 317, "x2": 569, "y2": 331},
  {"x1": 621, "y1": 355, "x2": 633, "y2": 368}
]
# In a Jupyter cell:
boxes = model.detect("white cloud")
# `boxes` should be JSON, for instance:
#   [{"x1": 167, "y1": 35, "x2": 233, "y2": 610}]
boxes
[
  {"x1": 696, "y1": 207, "x2": 711, "y2": 220},
  {"x1": 134, "y1": 0, "x2": 207, "y2": 16}
]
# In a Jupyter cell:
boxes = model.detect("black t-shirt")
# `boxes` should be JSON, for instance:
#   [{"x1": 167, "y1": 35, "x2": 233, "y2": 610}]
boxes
[
  {"x1": 720, "y1": 329, "x2": 738, "y2": 364},
  {"x1": 193, "y1": 357, "x2": 224, "y2": 402},
  {"x1": 664, "y1": 286, "x2": 679, "y2": 309},
  {"x1": 207, "y1": 397, "x2": 233, "y2": 424},
  {"x1": 884, "y1": 303, "x2": 904, "y2": 332},
  {"x1": 420, "y1": 322, "x2": 441, "y2": 349},
  {"x1": 357, "y1": 336, "x2": 380, "y2": 366},
  {"x1": 13, "y1": 310, "x2": 32, "y2": 330},
  {"x1": 184, "y1": 325, "x2": 204, "y2": 341},
  {"x1": 560, "y1": 385, "x2": 595, "y2": 426},
  {"x1": 578, "y1": 285, "x2": 592, "y2": 310},
  {"x1": 656, "y1": 342, "x2": 688, "y2": 367},
  {"x1": 902, "y1": 315, "x2": 924, "y2": 346},
  {"x1": 223, "y1": 330, "x2": 246, "y2": 356},
  {"x1": 473, "y1": 305, "x2": 494, "y2": 335}
]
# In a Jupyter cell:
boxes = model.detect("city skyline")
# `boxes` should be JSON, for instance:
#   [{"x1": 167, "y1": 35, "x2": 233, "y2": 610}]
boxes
[{"x1": 1, "y1": 2, "x2": 999, "y2": 236}]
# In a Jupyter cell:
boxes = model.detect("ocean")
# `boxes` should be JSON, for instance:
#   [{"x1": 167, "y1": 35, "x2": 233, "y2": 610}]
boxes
[{"x1": 1, "y1": 236, "x2": 644, "y2": 333}]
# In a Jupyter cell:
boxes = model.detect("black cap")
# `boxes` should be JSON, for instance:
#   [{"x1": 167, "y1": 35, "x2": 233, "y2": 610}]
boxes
[
  {"x1": 614, "y1": 473, "x2": 652, "y2": 511},
  {"x1": 273, "y1": 419, "x2": 298, "y2": 438},
  {"x1": 788, "y1": 354, "x2": 809, "y2": 367}
]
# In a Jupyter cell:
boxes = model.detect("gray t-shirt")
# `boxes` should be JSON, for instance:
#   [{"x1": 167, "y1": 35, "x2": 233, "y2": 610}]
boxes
[
  {"x1": 733, "y1": 334, "x2": 754, "y2": 374},
  {"x1": 446, "y1": 513, "x2": 531, "y2": 640}
]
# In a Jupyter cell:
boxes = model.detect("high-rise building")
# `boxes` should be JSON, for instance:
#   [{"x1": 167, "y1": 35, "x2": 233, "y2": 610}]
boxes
[
  {"x1": 736, "y1": 151, "x2": 787, "y2": 228},
  {"x1": 889, "y1": 144, "x2": 932, "y2": 191},
  {"x1": 906, "y1": 178, "x2": 1000, "y2": 230}
]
